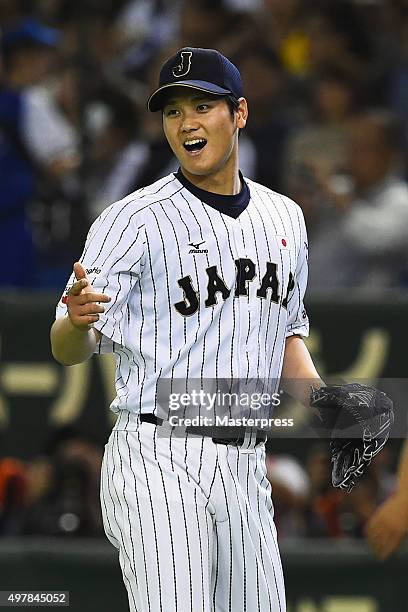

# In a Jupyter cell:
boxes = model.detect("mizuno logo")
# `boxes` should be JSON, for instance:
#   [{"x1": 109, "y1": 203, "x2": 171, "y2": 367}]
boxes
[{"x1": 188, "y1": 240, "x2": 208, "y2": 254}]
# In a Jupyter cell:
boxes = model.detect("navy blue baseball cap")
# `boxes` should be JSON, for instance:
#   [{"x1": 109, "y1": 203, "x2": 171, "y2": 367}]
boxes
[{"x1": 147, "y1": 47, "x2": 244, "y2": 112}]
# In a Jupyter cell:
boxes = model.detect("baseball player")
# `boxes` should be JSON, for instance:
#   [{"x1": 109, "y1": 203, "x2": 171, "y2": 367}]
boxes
[{"x1": 51, "y1": 47, "x2": 393, "y2": 612}]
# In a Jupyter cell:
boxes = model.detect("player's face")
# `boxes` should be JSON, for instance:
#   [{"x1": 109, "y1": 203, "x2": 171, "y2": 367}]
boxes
[{"x1": 162, "y1": 89, "x2": 248, "y2": 189}]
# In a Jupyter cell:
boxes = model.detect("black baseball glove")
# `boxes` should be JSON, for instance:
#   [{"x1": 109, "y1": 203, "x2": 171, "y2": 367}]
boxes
[{"x1": 310, "y1": 383, "x2": 394, "y2": 492}]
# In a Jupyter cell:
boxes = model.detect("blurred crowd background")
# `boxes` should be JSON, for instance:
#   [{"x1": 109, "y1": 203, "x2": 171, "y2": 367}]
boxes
[{"x1": 1, "y1": 0, "x2": 407, "y2": 543}]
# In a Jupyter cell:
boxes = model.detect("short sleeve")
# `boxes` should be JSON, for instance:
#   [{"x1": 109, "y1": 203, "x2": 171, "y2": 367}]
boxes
[
  {"x1": 55, "y1": 201, "x2": 146, "y2": 351},
  {"x1": 285, "y1": 207, "x2": 309, "y2": 338}
]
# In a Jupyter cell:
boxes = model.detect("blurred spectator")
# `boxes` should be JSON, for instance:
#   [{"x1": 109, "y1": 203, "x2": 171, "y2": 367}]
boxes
[
  {"x1": 1, "y1": 19, "x2": 79, "y2": 179},
  {"x1": 308, "y1": 110, "x2": 408, "y2": 290},
  {"x1": 0, "y1": 18, "x2": 83, "y2": 288},
  {"x1": 238, "y1": 45, "x2": 295, "y2": 191},
  {"x1": 114, "y1": 0, "x2": 182, "y2": 82},
  {"x1": 258, "y1": 0, "x2": 310, "y2": 77},
  {"x1": 341, "y1": 446, "x2": 396, "y2": 538},
  {"x1": 302, "y1": 444, "x2": 344, "y2": 538},
  {"x1": 177, "y1": 0, "x2": 257, "y2": 60},
  {"x1": 0, "y1": 18, "x2": 59, "y2": 287},
  {"x1": 0, "y1": 457, "x2": 28, "y2": 535},
  {"x1": 86, "y1": 89, "x2": 147, "y2": 218},
  {"x1": 284, "y1": 66, "x2": 358, "y2": 211},
  {"x1": 24, "y1": 426, "x2": 103, "y2": 537},
  {"x1": 304, "y1": 1, "x2": 373, "y2": 81},
  {"x1": 266, "y1": 453, "x2": 310, "y2": 537}
]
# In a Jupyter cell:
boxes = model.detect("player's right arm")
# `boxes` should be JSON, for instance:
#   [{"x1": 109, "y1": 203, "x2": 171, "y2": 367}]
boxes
[
  {"x1": 365, "y1": 440, "x2": 408, "y2": 558},
  {"x1": 50, "y1": 262, "x2": 111, "y2": 366}
]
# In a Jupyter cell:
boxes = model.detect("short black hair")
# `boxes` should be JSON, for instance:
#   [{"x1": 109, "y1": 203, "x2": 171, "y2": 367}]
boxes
[{"x1": 224, "y1": 94, "x2": 240, "y2": 119}]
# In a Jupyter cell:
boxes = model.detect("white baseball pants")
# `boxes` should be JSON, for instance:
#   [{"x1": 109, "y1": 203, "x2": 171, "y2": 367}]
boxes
[{"x1": 100, "y1": 414, "x2": 286, "y2": 612}]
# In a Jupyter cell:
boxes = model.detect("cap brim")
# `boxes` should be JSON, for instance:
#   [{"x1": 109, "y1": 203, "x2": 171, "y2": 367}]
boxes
[{"x1": 147, "y1": 80, "x2": 232, "y2": 112}]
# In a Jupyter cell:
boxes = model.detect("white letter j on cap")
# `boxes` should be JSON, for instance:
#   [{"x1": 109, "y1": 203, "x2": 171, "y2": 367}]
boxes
[{"x1": 172, "y1": 51, "x2": 192, "y2": 78}]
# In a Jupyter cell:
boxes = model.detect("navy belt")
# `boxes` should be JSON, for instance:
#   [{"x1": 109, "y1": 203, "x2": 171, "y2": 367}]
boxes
[{"x1": 139, "y1": 413, "x2": 267, "y2": 447}]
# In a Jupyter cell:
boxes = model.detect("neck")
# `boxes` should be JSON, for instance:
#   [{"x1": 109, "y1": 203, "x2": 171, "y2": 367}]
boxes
[{"x1": 180, "y1": 148, "x2": 241, "y2": 195}]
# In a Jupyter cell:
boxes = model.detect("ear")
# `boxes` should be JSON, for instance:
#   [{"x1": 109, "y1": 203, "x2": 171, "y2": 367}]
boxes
[{"x1": 236, "y1": 97, "x2": 248, "y2": 129}]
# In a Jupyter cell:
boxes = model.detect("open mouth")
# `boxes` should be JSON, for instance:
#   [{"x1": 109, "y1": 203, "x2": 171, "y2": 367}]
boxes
[{"x1": 183, "y1": 138, "x2": 207, "y2": 153}]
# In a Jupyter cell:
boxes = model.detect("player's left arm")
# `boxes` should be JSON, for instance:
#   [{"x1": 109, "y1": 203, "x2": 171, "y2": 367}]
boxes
[
  {"x1": 282, "y1": 203, "x2": 325, "y2": 405},
  {"x1": 281, "y1": 335, "x2": 325, "y2": 406},
  {"x1": 365, "y1": 440, "x2": 408, "y2": 558},
  {"x1": 282, "y1": 203, "x2": 393, "y2": 492}
]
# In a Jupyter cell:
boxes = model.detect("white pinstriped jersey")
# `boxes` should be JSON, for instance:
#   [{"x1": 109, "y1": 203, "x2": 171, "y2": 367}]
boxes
[{"x1": 56, "y1": 172, "x2": 309, "y2": 417}]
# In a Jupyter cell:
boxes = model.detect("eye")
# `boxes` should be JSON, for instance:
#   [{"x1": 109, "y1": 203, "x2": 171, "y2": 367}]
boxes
[
  {"x1": 197, "y1": 103, "x2": 211, "y2": 112},
  {"x1": 164, "y1": 108, "x2": 180, "y2": 117}
]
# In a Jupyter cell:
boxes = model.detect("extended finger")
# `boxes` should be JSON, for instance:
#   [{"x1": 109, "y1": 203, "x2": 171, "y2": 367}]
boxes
[
  {"x1": 73, "y1": 261, "x2": 87, "y2": 281},
  {"x1": 78, "y1": 303, "x2": 106, "y2": 315},
  {"x1": 76, "y1": 292, "x2": 111, "y2": 305},
  {"x1": 69, "y1": 312, "x2": 101, "y2": 327},
  {"x1": 79, "y1": 314, "x2": 101, "y2": 326},
  {"x1": 69, "y1": 278, "x2": 89, "y2": 296}
]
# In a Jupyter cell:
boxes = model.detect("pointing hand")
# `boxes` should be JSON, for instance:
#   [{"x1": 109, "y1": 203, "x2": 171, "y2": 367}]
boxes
[{"x1": 66, "y1": 262, "x2": 111, "y2": 330}]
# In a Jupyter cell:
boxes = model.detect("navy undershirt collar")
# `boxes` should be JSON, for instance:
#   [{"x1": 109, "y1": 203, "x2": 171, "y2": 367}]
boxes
[{"x1": 175, "y1": 168, "x2": 250, "y2": 219}]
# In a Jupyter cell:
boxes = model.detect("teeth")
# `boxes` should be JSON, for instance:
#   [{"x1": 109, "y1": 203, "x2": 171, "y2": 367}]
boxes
[{"x1": 185, "y1": 139, "x2": 206, "y2": 145}]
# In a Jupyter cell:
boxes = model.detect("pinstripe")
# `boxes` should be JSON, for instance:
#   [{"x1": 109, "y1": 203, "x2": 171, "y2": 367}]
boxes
[
  {"x1": 177, "y1": 475, "x2": 194, "y2": 612},
  {"x1": 99, "y1": 224, "x2": 142, "y2": 270},
  {"x1": 256, "y1": 189, "x2": 286, "y2": 384},
  {"x1": 87, "y1": 202, "x2": 149, "y2": 267},
  {"x1": 245, "y1": 451, "x2": 251, "y2": 525},
  {"x1": 173, "y1": 199, "x2": 202, "y2": 383},
  {"x1": 248, "y1": 453, "x2": 262, "y2": 612},
  {"x1": 219, "y1": 214, "x2": 238, "y2": 383},
  {"x1": 245, "y1": 449, "x2": 268, "y2": 612},
  {"x1": 115, "y1": 433, "x2": 138, "y2": 599},
  {"x1": 158, "y1": 202, "x2": 186, "y2": 343},
  {"x1": 98, "y1": 270, "x2": 123, "y2": 342},
  {"x1": 137, "y1": 276, "x2": 147, "y2": 413},
  {"x1": 240, "y1": 224, "x2": 251, "y2": 382},
  {"x1": 258, "y1": 474, "x2": 282, "y2": 612},
  {"x1": 86, "y1": 178, "x2": 182, "y2": 266},
  {"x1": 158, "y1": 461, "x2": 178, "y2": 611},
  {"x1": 144, "y1": 229, "x2": 158, "y2": 372},
  {"x1": 256, "y1": 478, "x2": 273, "y2": 612},
  {"x1": 226, "y1": 448, "x2": 247, "y2": 611},
  {"x1": 246, "y1": 209, "x2": 263, "y2": 381},
  {"x1": 218, "y1": 461, "x2": 234, "y2": 612},
  {"x1": 250, "y1": 189, "x2": 277, "y2": 393},
  {"x1": 180, "y1": 193, "x2": 215, "y2": 426},
  {"x1": 100, "y1": 452, "x2": 115, "y2": 545},
  {"x1": 123, "y1": 427, "x2": 152, "y2": 612},
  {"x1": 110, "y1": 434, "x2": 138, "y2": 610},
  {"x1": 200, "y1": 203, "x2": 228, "y2": 383},
  {"x1": 193, "y1": 488, "x2": 206, "y2": 612},
  {"x1": 212, "y1": 519, "x2": 220, "y2": 610},
  {"x1": 158, "y1": 202, "x2": 187, "y2": 380},
  {"x1": 173, "y1": 199, "x2": 207, "y2": 479},
  {"x1": 151, "y1": 207, "x2": 173, "y2": 361},
  {"x1": 196, "y1": 436, "x2": 205, "y2": 486},
  {"x1": 136, "y1": 425, "x2": 163, "y2": 611}
]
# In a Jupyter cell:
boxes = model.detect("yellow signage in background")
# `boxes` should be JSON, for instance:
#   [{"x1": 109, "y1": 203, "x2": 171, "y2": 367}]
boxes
[{"x1": 291, "y1": 597, "x2": 378, "y2": 612}]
